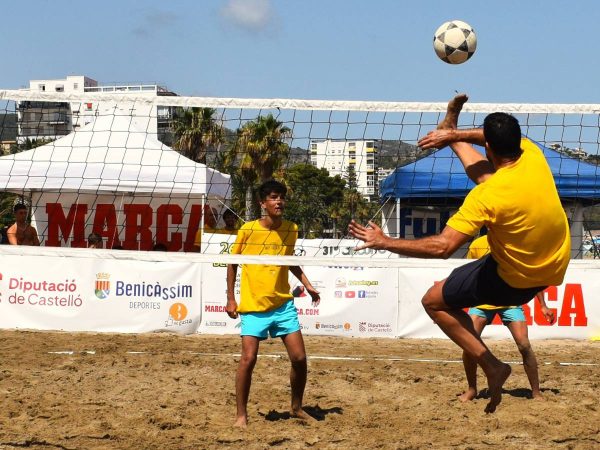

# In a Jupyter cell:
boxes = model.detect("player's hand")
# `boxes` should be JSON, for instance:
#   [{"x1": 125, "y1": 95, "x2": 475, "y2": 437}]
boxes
[
  {"x1": 540, "y1": 305, "x2": 556, "y2": 324},
  {"x1": 225, "y1": 299, "x2": 239, "y2": 319},
  {"x1": 348, "y1": 220, "x2": 388, "y2": 251},
  {"x1": 307, "y1": 287, "x2": 321, "y2": 307},
  {"x1": 417, "y1": 129, "x2": 456, "y2": 150}
]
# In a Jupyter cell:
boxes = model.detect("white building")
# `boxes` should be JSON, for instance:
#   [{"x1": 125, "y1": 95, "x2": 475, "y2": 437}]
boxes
[
  {"x1": 310, "y1": 139, "x2": 378, "y2": 198},
  {"x1": 17, "y1": 75, "x2": 176, "y2": 144}
]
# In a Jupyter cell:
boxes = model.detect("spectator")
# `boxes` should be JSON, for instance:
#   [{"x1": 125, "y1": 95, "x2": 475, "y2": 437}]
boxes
[
  {"x1": 88, "y1": 232, "x2": 103, "y2": 249},
  {"x1": 7, "y1": 204, "x2": 40, "y2": 246}
]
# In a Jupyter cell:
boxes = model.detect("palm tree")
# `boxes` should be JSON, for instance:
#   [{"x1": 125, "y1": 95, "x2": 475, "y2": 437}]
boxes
[
  {"x1": 229, "y1": 114, "x2": 291, "y2": 220},
  {"x1": 172, "y1": 107, "x2": 223, "y2": 164}
]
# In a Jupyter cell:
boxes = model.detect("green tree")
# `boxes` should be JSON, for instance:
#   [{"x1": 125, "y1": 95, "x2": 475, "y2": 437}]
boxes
[
  {"x1": 227, "y1": 114, "x2": 291, "y2": 220},
  {"x1": 172, "y1": 107, "x2": 223, "y2": 164},
  {"x1": 285, "y1": 164, "x2": 347, "y2": 238}
]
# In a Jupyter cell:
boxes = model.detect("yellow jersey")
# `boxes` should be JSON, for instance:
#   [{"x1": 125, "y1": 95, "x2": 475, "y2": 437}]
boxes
[
  {"x1": 467, "y1": 235, "x2": 516, "y2": 310},
  {"x1": 231, "y1": 219, "x2": 297, "y2": 313},
  {"x1": 447, "y1": 138, "x2": 570, "y2": 289}
]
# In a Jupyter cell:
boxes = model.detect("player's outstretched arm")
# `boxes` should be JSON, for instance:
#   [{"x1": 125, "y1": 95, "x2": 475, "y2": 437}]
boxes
[
  {"x1": 226, "y1": 264, "x2": 239, "y2": 319},
  {"x1": 348, "y1": 220, "x2": 471, "y2": 259},
  {"x1": 290, "y1": 266, "x2": 320, "y2": 306}
]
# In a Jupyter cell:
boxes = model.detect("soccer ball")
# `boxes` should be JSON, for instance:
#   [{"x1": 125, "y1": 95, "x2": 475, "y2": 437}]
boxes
[{"x1": 433, "y1": 20, "x2": 477, "y2": 64}]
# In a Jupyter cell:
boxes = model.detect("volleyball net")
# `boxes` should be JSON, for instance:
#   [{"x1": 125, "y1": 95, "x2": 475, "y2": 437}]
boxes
[{"x1": 0, "y1": 89, "x2": 599, "y2": 263}]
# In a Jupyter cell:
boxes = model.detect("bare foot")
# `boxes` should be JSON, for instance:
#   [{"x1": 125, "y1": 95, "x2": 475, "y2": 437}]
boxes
[
  {"x1": 291, "y1": 408, "x2": 315, "y2": 421},
  {"x1": 484, "y1": 363, "x2": 511, "y2": 414},
  {"x1": 532, "y1": 390, "x2": 545, "y2": 400},
  {"x1": 233, "y1": 416, "x2": 247, "y2": 428},
  {"x1": 437, "y1": 93, "x2": 469, "y2": 130},
  {"x1": 457, "y1": 387, "x2": 477, "y2": 402}
]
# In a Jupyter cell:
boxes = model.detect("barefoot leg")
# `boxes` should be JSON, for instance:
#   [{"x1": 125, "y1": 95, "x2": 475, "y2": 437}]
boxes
[
  {"x1": 422, "y1": 280, "x2": 511, "y2": 413},
  {"x1": 458, "y1": 315, "x2": 487, "y2": 402},
  {"x1": 438, "y1": 94, "x2": 469, "y2": 130},
  {"x1": 234, "y1": 336, "x2": 260, "y2": 427}
]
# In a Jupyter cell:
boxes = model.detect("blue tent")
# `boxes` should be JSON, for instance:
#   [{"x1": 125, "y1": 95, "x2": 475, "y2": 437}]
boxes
[{"x1": 380, "y1": 139, "x2": 600, "y2": 203}]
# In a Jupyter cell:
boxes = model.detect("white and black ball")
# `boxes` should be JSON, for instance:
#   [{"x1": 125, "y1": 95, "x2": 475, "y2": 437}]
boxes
[{"x1": 433, "y1": 20, "x2": 477, "y2": 64}]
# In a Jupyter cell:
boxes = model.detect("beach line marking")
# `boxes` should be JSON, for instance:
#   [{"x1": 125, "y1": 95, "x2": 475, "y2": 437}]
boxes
[{"x1": 46, "y1": 351, "x2": 599, "y2": 367}]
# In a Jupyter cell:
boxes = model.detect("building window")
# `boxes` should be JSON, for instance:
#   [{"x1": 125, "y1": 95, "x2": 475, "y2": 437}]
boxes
[
  {"x1": 366, "y1": 142, "x2": 374, "y2": 148},
  {"x1": 55, "y1": 85, "x2": 64, "y2": 92},
  {"x1": 39, "y1": 84, "x2": 45, "y2": 91},
  {"x1": 311, "y1": 143, "x2": 317, "y2": 150},
  {"x1": 73, "y1": 83, "x2": 79, "y2": 90}
]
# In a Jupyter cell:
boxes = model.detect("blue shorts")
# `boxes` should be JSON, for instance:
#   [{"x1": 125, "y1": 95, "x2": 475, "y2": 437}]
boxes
[
  {"x1": 240, "y1": 300, "x2": 300, "y2": 340},
  {"x1": 468, "y1": 306, "x2": 526, "y2": 325}
]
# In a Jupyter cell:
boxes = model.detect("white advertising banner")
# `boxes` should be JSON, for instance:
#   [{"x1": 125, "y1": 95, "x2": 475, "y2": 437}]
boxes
[
  {"x1": 199, "y1": 235, "x2": 399, "y2": 337},
  {"x1": 396, "y1": 260, "x2": 600, "y2": 340},
  {"x1": 0, "y1": 247, "x2": 201, "y2": 334}
]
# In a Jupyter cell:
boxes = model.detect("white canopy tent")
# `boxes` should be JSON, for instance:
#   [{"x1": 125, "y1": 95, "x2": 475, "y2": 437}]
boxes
[
  {"x1": 0, "y1": 112, "x2": 231, "y2": 198},
  {"x1": 0, "y1": 111, "x2": 232, "y2": 250}
]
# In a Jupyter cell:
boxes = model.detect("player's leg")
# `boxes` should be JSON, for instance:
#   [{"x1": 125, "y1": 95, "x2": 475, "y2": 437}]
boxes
[
  {"x1": 459, "y1": 311, "x2": 488, "y2": 402},
  {"x1": 504, "y1": 308, "x2": 543, "y2": 399},
  {"x1": 271, "y1": 300, "x2": 312, "y2": 420},
  {"x1": 235, "y1": 335, "x2": 260, "y2": 427},
  {"x1": 281, "y1": 331, "x2": 313, "y2": 420},
  {"x1": 422, "y1": 280, "x2": 511, "y2": 414},
  {"x1": 437, "y1": 94, "x2": 469, "y2": 130}
]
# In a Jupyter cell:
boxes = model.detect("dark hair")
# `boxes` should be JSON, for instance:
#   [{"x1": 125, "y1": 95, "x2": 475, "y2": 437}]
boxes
[
  {"x1": 152, "y1": 242, "x2": 168, "y2": 251},
  {"x1": 223, "y1": 208, "x2": 236, "y2": 219},
  {"x1": 88, "y1": 232, "x2": 103, "y2": 246},
  {"x1": 483, "y1": 112, "x2": 522, "y2": 158},
  {"x1": 257, "y1": 179, "x2": 287, "y2": 201},
  {"x1": 14, "y1": 203, "x2": 27, "y2": 213}
]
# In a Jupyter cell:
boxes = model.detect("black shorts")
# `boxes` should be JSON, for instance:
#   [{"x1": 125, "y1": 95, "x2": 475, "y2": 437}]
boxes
[{"x1": 442, "y1": 254, "x2": 545, "y2": 309}]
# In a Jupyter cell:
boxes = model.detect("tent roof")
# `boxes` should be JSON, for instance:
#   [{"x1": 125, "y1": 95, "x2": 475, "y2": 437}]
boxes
[
  {"x1": 0, "y1": 112, "x2": 231, "y2": 198},
  {"x1": 380, "y1": 139, "x2": 600, "y2": 202}
]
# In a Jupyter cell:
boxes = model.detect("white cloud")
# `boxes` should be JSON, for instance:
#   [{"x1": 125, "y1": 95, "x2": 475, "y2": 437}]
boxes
[{"x1": 220, "y1": 0, "x2": 273, "y2": 32}]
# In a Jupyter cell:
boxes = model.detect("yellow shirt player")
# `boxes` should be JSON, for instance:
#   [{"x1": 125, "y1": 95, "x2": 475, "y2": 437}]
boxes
[
  {"x1": 225, "y1": 180, "x2": 320, "y2": 428},
  {"x1": 460, "y1": 234, "x2": 555, "y2": 402},
  {"x1": 350, "y1": 95, "x2": 570, "y2": 413}
]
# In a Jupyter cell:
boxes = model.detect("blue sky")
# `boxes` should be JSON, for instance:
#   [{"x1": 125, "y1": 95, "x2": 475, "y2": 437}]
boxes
[{"x1": 1, "y1": 0, "x2": 598, "y2": 104}]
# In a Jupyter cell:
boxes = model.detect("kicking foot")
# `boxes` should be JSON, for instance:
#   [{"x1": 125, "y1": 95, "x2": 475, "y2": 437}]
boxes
[
  {"x1": 457, "y1": 387, "x2": 478, "y2": 402},
  {"x1": 484, "y1": 363, "x2": 511, "y2": 414},
  {"x1": 437, "y1": 93, "x2": 469, "y2": 130},
  {"x1": 291, "y1": 408, "x2": 315, "y2": 421},
  {"x1": 233, "y1": 416, "x2": 248, "y2": 428}
]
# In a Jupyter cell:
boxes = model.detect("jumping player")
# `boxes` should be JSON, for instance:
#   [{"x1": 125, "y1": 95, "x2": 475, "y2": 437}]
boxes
[
  {"x1": 349, "y1": 94, "x2": 570, "y2": 413},
  {"x1": 226, "y1": 180, "x2": 320, "y2": 427},
  {"x1": 459, "y1": 235, "x2": 555, "y2": 402}
]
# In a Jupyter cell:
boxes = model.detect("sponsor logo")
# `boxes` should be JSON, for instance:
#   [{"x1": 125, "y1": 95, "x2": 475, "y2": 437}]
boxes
[
  {"x1": 315, "y1": 322, "x2": 344, "y2": 330},
  {"x1": 205, "y1": 321, "x2": 227, "y2": 327},
  {"x1": 343, "y1": 322, "x2": 351, "y2": 331},
  {"x1": 358, "y1": 290, "x2": 366, "y2": 299},
  {"x1": 164, "y1": 302, "x2": 192, "y2": 328},
  {"x1": 5, "y1": 276, "x2": 83, "y2": 308},
  {"x1": 348, "y1": 280, "x2": 379, "y2": 286},
  {"x1": 95, "y1": 272, "x2": 110, "y2": 299},
  {"x1": 344, "y1": 291, "x2": 356, "y2": 298},
  {"x1": 358, "y1": 322, "x2": 394, "y2": 334},
  {"x1": 335, "y1": 277, "x2": 346, "y2": 288},
  {"x1": 334, "y1": 291, "x2": 342, "y2": 298}
]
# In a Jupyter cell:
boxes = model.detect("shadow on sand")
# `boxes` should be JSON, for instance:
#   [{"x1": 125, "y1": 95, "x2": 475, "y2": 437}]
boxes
[{"x1": 261, "y1": 405, "x2": 343, "y2": 422}]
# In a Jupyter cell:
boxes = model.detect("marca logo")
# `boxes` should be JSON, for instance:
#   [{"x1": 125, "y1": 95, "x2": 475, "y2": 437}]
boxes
[
  {"x1": 95, "y1": 273, "x2": 110, "y2": 300},
  {"x1": 359, "y1": 321, "x2": 367, "y2": 332}
]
